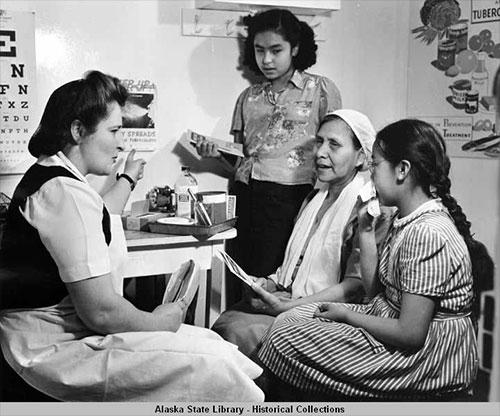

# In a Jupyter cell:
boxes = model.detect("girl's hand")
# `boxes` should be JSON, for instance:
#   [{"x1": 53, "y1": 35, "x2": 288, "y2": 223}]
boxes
[
  {"x1": 123, "y1": 149, "x2": 147, "y2": 183},
  {"x1": 314, "y1": 303, "x2": 349, "y2": 323},
  {"x1": 152, "y1": 301, "x2": 185, "y2": 332},
  {"x1": 195, "y1": 137, "x2": 222, "y2": 159},
  {"x1": 357, "y1": 197, "x2": 376, "y2": 233}
]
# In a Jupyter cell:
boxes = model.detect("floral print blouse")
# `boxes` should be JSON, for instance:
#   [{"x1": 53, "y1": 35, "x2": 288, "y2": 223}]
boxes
[{"x1": 231, "y1": 71, "x2": 342, "y2": 185}]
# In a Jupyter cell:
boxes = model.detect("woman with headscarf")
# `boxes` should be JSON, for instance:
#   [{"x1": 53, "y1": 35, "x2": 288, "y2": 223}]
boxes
[{"x1": 212, "y1": 109, "x2": 392, "y2": 359}]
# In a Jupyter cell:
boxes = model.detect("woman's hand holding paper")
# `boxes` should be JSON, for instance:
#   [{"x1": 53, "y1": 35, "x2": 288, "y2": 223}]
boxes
[
  {"x1": 250, "y1": 284, "x2": 294, "y2": 316},
  {"x1": 152, "y1": 301, "x2": 184, "y2": 332}
]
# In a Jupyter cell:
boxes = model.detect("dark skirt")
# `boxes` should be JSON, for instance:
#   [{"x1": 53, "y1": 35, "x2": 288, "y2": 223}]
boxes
[{"x1": 233, "y1": 179, "x2": 312, "y2": 277}]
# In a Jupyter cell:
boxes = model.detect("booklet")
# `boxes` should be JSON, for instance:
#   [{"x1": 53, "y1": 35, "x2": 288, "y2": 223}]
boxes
[
  {"x1": 216, "y1": 250, "x2": 256, "y2": 287},
  {"x1": 358, "y1": 181, "x2": 381, "y2": 218},
  {"x1": 162, "y1": 259, "x2": 200, "y2": 305},
  {"x1": 187, "y1": 129, "x2": 244, "y2": 158}
]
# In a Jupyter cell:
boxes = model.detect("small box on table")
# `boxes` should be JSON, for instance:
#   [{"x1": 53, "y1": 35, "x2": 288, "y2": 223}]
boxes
[{"x1": 121, "y1": 200, "x2": 169, "y2": 231}]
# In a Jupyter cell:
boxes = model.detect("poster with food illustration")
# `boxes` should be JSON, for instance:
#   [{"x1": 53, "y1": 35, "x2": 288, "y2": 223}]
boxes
[
  {"x1": 120, "y1": 78, "x2": 158, "y2": 151},
  {"x1": 408, "y1": 0, "x2": 500, "y2": 158}
]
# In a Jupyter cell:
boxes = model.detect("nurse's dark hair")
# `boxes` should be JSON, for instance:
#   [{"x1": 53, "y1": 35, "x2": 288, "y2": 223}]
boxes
[
  {"x1": 243, "y1": 8, "x2": 317, "y2": 74},
  {"x1": 28, "y1": 70, "x2": 129, "y2": 157},
  {"x1": 319, "y1": 114, "x2": 362, "y2": 150},
  {"x1": 375, "y1": 119, "x2": 493, "y2": 324}
]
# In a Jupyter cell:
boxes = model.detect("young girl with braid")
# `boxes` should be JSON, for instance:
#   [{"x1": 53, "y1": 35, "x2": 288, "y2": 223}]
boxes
[{"x1": 256, "y1": 118, "x2": 493, "y2": 400}]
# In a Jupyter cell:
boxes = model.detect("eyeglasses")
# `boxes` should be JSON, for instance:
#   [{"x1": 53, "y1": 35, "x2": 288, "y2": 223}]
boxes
[{"x1": 368, "y1": 159, "x2": 385, "y2": 172}]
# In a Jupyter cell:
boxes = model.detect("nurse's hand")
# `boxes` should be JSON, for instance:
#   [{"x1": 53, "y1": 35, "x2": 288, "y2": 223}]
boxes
[
  {"x1": 124, "y1": 149, "x2": 147, "y2": 183},
  {"x1": 152, "y1": 301, "x2": 184, "y2": 332},
  {"x1": 195, "y1": 137, "x2": 222, "y2": 159}
]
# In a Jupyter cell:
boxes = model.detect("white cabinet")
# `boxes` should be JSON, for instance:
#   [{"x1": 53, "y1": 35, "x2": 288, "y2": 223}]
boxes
[{"x1": 195, "y1": 0, "x2": 340, "y2": 15}]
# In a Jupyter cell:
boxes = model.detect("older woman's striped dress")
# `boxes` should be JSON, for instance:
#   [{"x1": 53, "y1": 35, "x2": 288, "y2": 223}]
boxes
[{"x1": 257, "y1": 200, "x2": 478, "y2": 400}]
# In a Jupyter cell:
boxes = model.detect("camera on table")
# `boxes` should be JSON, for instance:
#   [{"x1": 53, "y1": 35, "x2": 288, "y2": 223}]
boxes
[{"x1": 147, "y1": 186, "x2": 175, "y2": 213}]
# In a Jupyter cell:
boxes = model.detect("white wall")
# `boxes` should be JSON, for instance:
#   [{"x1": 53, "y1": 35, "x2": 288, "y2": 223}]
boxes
[
  {"x1": 1, "y1": 0, "x2": 499, "y2": 393},
  {"x1": 0, "y1": 0, "x2": 415, "y2": 206}
]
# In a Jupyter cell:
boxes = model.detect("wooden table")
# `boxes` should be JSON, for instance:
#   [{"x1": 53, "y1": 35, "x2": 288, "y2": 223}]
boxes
[{"x1": 124, "y1": 228, "x2": 236, "y2": 328}]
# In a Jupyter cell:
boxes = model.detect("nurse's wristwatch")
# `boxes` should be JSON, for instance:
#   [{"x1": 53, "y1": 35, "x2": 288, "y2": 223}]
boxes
[{"x1": 116, "y1": 173, "x2": 136, "y2": 191}]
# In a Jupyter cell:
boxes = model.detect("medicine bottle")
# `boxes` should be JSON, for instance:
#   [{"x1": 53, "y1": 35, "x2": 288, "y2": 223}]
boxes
[{"x1": 174, "y1": 167, "x2": 198, "y2": 218}]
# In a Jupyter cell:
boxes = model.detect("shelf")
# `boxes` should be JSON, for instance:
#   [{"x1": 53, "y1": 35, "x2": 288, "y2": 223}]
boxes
[
  {"x1": 195, "y1": 0, "x2": 340, "y2": 16},
  {"x1": 182, "y1": 8, "x2": 326, "y2": 40}
]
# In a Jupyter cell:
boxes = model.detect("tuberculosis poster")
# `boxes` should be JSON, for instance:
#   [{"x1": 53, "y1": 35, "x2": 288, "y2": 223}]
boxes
[
  {"x1": 120, "y1": 78, "x2": 158, "y2": 152},
  {"x1": 408, "y1": 0, "x2": 500, "y2": 158}
]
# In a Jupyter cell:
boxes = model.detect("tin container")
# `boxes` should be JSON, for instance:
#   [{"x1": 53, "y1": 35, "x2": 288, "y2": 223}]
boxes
[
  {"x1": 449, "y1": 79, "x2": 472, "y2": 109},
  {"x1": 437, "y1": 39, "x2": 456, "y2": 70},
  {"x1": 448, "y1": 21, "x2": 469, "y2": 54},
  {"x1": 196, "y1": 191, "x2": 227, "y2": 225},
  {"x1": 465, "y1": 90, "x2": 479, "y2": 114}
]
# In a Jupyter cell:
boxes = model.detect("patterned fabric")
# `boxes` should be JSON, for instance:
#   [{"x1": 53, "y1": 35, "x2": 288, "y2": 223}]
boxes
[
  {"x1": 258, "y1": 200, "x2": 478, "y2": 399},
  {"x1": 231, "y1": 71, "x2": 341, "y2": 185},
  {"x1": 211, "y1": 184, "x2": 392, "y2": 359}
]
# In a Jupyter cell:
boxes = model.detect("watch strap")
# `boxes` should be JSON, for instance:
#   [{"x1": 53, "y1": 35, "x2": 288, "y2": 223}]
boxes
[{"x1": 116, "y1": 173, "x2": 136, "y2": 191}]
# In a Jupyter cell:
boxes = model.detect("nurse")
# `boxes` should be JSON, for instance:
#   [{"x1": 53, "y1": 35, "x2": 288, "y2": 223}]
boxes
[{"x1": 0, "y1": 70, "x2": 264, "y2": 402}]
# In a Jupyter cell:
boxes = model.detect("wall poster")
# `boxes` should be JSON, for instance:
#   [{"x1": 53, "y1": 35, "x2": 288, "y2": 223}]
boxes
[
  {"x1": 408, "y1": 0, "x2": 500, "y2": 158},
  {"x1": 120, "y1": 78, "x2": 158, "y2": 152},
  {"x1": 0, "y1": 9, "x2": 37, "y2": 174}
]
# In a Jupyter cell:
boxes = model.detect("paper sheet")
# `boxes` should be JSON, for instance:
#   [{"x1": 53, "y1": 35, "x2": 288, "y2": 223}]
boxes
[
  {"x1": 216, "y1": 250, "x2": 255, "y2": 286},
  {"x1": 187, "y1": 130, "x2": 244, "y2": 158}
]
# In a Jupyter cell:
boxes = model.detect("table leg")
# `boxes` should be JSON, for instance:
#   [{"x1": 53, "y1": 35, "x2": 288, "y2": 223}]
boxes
[{"x1": 204, "y1": 269, "x2": 212, "y2": 328}]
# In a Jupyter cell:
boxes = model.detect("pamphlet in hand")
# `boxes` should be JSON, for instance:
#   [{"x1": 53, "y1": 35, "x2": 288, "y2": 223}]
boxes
[
  {"x1": 216, "y1": 250, "x2": 256, "y2": 287},
  {"x1": 187, "y1": 129, "x2": 244, "y2": 158},
  {"x1": 162, "y1": 259, "x2": 200, "y2": 305}
]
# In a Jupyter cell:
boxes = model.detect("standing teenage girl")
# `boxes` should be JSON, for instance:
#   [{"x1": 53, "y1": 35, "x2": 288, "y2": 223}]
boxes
[
  {"x1": 196, "y1": 8, "x2": 342, "y2": 278},
  {"x1": 257, "y1": 119, "x2": 493, "y2": 400}
]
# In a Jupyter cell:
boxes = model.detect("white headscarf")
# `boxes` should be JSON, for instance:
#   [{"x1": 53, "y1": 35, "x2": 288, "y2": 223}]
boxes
[{"x1": 327, "y1": 109, "x2": 376, "y2": 171}]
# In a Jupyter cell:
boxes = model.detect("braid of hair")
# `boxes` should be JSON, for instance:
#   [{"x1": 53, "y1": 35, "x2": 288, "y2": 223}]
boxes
[
  {"x1": 429, "y1": 142, "x2": 473, "y2": 243},
  {"x1": 433, "y1": 155, "x2": 493, "y2": 325},
  {"x1": 435, "y1": 174, "x2": 473, "y2": 243},
  {"x1": 377, "y1": 119, "x2": 494, "y2": 327}
]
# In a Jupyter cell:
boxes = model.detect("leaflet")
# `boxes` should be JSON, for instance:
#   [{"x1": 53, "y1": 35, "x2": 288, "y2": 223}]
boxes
[
  {"x1": 187, "y1": 129, "x2": 244, "y2": 158},
  {"x1": 162, "y1": 259, "x2": 200, "y2": 305},
  {"x1": 216, "y1": 250, "x2": 255, "y2": 287}
]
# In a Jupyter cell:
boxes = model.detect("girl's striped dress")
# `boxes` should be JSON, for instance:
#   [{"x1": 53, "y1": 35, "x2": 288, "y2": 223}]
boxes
[{"x1": 257, "y1": 200, "x2": 478, "y2": 400}]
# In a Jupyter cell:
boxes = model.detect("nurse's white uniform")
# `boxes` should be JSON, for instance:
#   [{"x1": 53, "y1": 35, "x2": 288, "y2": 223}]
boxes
[{"x1": 0, "y1": 154, "x2": 264, "y2": 402}]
